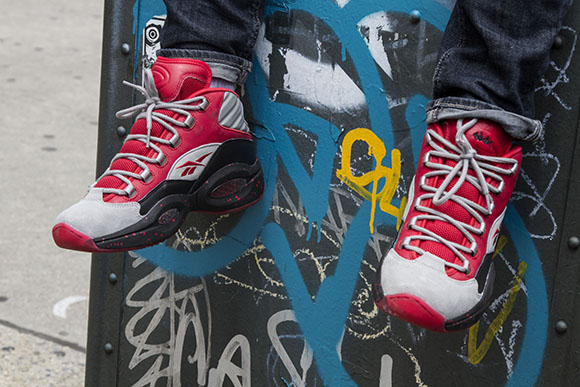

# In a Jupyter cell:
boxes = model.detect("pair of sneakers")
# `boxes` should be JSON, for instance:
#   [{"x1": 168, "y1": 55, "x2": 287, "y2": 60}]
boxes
[{"x1": 53, "y1": 57, "x2": 521, "y2": 332}]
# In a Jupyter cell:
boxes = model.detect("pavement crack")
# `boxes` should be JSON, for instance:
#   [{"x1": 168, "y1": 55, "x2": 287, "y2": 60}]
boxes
[{"x1": 0, "y1": 318, "x2": 86, "y2": 353}]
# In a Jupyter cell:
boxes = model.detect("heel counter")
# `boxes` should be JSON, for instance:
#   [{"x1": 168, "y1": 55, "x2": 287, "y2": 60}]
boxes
[{"x1": 218, "y1": 91, "x2": 249, "y2": 132}]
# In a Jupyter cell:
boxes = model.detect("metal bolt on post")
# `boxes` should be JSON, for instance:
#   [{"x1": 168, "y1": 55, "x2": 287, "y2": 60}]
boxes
[
  {"x1": 568, "y1": 236, "x2": 580, "y2": 250},
  {"x1": 555, "y1": 320, "x2": 568, "y2": 334}
]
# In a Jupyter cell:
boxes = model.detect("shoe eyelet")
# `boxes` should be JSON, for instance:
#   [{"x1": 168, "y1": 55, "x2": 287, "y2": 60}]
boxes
[
  {"x1": 140, "y1": 169, "x2": 152, "y2": 184},
  {"x1": 184, "y1": 115, "x2": 195, "y2": 129},
  {"x1": 156, "y1": 151, "x2": 167, "y2": 166},
  {"x1": 198, "y1": 97, "x2": 209, "y2": 110},
  {"x1": 171, "y1": 136, "x2": 181, "y2": 148},
  {"x1": 126, "y1": 188, "x2": 137, "y2": 199},
  {"x1": 497, "y1": 180, "x2": 505, "y2": 192},
  {"x1": 123, "y1": 184, "x2": 136, "y2": 198}
]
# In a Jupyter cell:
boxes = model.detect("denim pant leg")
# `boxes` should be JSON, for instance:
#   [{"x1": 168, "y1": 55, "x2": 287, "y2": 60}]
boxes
[
  {"x1": 159, "y1": 0, "x2": 266, "y2": 85},
  {"x1": 428, "y1": 0, "x2": 573, "y2": 142}
]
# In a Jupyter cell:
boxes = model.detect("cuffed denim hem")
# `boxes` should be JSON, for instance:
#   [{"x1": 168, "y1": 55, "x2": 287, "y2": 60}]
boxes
[
  {"x1": 426, "y1": 97, "x2": 543, "y2": 142},
  {"x1": 158, "y1": 48, "x2": 253, "y2": 85}
]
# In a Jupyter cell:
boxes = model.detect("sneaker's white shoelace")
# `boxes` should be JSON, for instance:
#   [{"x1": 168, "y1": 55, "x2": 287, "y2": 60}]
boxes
[
  {"x1": 96, "y1": 69, "x2": 209, "y2": 197},
  {"x1": 402, "y1": 119, "x2": 519, "y2": 273}
]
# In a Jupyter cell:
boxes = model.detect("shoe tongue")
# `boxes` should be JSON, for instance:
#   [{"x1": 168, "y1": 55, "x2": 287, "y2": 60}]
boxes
[
  {"x1": 415, "y1": 119, "x2": 513, "y2": 274},
  {"x1": 463, "y1": 119, "x2": 513, "y2": 157},
  {"x1": 151, "y1": 56, "x2": 212, "y2": 101}
]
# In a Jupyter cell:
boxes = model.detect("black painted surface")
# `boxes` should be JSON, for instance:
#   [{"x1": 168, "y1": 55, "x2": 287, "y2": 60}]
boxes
[{"x1": 88, "y1": 1, "x2": 580, "y2": 386}]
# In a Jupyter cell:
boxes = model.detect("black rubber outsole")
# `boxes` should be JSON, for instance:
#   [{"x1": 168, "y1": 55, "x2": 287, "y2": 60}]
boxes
[{"x1": 93, "y1": 158, "x2": 264, "y2": 251}]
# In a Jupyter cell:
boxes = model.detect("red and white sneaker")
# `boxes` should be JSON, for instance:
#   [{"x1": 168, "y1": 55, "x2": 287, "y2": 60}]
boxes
[
  {"x1": 53, "y1": 56, "x2": 264, "y2": 252},
  {"x1": 373, "y1": 118, "x2": 521, "y2": 331}
]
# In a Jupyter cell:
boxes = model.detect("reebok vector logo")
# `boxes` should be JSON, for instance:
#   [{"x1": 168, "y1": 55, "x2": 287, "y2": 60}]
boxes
[
  {"x1": 176, "y1": 153, "x2": 212, "y2": 177},
  {"x1": 167, "y1": 143, "x2": 221, "y2": 181}
]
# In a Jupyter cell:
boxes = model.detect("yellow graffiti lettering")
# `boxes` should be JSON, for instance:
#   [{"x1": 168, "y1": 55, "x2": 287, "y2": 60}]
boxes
[
  {"x1": 467, "y1": 260, "x2": 528, "y2": 365},
  {"x1": 492, "y1": 235, "x2": 509, "y2": 260},
  {"x1": 336, "y1": 128, "x2": 406, "y2": 233}
]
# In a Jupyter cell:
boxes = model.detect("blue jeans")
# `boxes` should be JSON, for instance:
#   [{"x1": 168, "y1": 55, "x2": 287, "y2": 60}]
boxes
[
  {"x1": 160, "y1": 0, "x2": 265, "y2": 84},
  {"x1": 160, "y1": 0, "x2": 571, "y2": 141},
  {"x1": 428, "y1": 0, "x2": 573, "y2": 141}
]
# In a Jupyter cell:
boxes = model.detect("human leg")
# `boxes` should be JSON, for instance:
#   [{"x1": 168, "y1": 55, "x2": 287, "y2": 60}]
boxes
[
  {"x1": 374, "y1": 0, "x2": 572, "y2": 331},
  {"x1": 160, "y1": 0, "x2": 266, "y2": 85},
  {"x1": 428, "y1": 0, "x2": 573, "y2": 142}
]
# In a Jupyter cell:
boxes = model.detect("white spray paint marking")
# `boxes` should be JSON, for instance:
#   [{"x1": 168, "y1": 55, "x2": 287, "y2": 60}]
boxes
[
  {"x1": 333, "y1": 0, "x2": 351, "y2": 8},
  {"x1": 208, "y1": 335, "x2": 251, "y2": 387},
  {"x1": 509, "y1": 111, "x2": 560, "y2": 240},
  {"x1": 502, "y1": 319, "x2": 523, "y2": 378},
  {"x1": 357, "y1": 12, "x2": 397, "y2": 79},
  {"x1": 336, "y1": 328, "x2": 345, "y2": 362},
  {"x1": 254, "y1": 25, "x2": 366, "y2": 113},
  {"x1": 379, "y1": 354, "x2": 393, "y2": 387},
  {"x1": 280, "y1": 49, "x2": 366, "y2": 112},
  {"x1": 512, "y1": 152, "x2": 560, "y2": 240},
  {"x1": 52, "y1": 296, "x2": 88, "y2": 319},
  {"x1": 125, "y1": 252, "x2": 212, "y2": 387},
  {"x1": 496, "y1": 252, "x2": 528, "y2": 296},
  {"x1": 267, "y1": 310, "x2": 313, "y2": 387},
  {"x1": 536, "y1": 26, "x2": 577, "y2": 110}
]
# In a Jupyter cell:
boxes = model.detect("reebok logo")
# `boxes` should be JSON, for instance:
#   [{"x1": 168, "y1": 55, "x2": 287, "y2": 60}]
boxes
[
  {"x1": 176, "y1": 153, "x2": 212, "y2": 177},
  {"x1": 473, "y1": 131, "x2": 493, "y2": 150},
  {"x1": 167, "y1": 143, "x2": 221, "y2": 181}
]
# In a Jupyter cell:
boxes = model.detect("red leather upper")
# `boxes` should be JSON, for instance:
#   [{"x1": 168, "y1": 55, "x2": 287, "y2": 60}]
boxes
[
  {"x1": 95, "y1": 57, "x2": 251, "y2": 203},
  {"x1": 394, "y1": 119, "x2": 522, "y2": 281},
  {"x1": 152, "y1": 56, "x2": 212, "y2": 101}
]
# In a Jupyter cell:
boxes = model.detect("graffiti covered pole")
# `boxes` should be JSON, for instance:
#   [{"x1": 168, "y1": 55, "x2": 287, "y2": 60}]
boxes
[
  {"x1": 85, "y1": 0, "x2": 135, "y2": 385},
  {"x1": 86, "y1": 0, "x2": 580, "y2": 385}
]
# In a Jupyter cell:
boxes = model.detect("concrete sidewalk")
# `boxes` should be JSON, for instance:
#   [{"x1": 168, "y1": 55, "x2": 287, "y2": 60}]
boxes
[
  {"x1": 0, "y1": 323, "x2": 84, "y2": 386},
  {"x1": 0, "y1": 0, "x2": 104, "y2": 384}
]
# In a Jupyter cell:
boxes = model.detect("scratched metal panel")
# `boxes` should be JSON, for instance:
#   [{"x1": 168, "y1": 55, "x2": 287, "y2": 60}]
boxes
[
  {"x1": 88, "y1": 0, "x2": 580, "y2": 386},
  {"x1": 85, "y1": 0, "x2": 135, "y2": 386},
  {"x1": 540, "y1": 2, "x2": 580, "y2": 383}
]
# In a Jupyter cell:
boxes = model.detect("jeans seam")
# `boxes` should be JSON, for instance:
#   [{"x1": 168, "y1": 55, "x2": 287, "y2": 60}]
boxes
[
  {"x1": 432, "y1": 101, "x2": 488, "y2": 110},
  {"x1": 433, "y1": 50, "x2": 452, "y2": 95},
  {"x1": 434, "y1": 3, "x2": 467, "y2": 99},
  {"x1": 435, "y1": 5, "x2": 467, "y2": 97},
  {"x1": 243, "y1": 0, "x2": 262, "y2": 60},
  {"x1": 159, "y1": 48, "x2": 251, "y2": 69}
]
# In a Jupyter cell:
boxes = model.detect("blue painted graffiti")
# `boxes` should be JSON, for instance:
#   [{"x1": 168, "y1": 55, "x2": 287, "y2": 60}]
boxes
[{"x1": 131, "y1": 0, "x2": 549, "y2": 385}]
